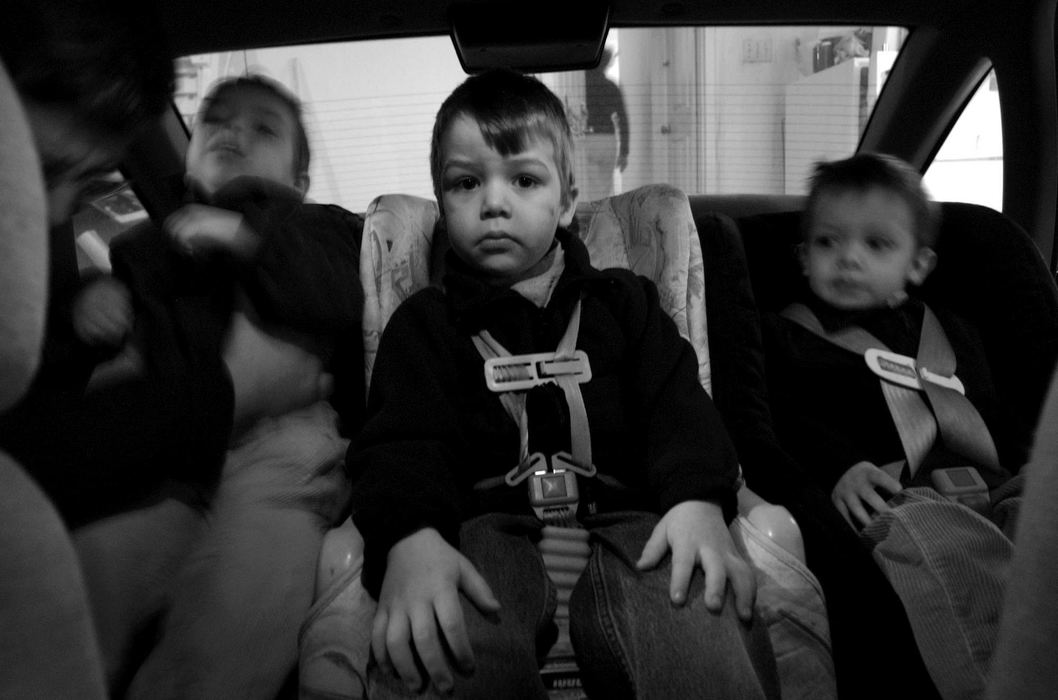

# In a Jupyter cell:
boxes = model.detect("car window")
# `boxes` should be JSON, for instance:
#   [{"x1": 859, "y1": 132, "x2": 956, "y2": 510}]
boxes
[
  {"x1": 172, "y1": 27, "x2": 911, "y2": 211},
  {"x1": 71, "y1": 174, "x2": 149, "y2": 272},
  {"x1": 923, "y1": 69, "x2": 1002, "y2": 211}
]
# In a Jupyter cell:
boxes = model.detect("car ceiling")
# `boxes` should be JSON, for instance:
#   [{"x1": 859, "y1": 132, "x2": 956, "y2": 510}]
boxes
[{"x1": 154, "y1": 0, "x2": 977, "y2": 57}]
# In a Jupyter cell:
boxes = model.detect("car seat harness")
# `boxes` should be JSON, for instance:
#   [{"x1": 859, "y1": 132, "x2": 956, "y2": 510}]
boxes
[
  {"x1": 472, "y1": 297, "x2": 598, "y2": 690},
  {"x1": 782, "y1": 302, "x2": 1003, "y2": 503}
]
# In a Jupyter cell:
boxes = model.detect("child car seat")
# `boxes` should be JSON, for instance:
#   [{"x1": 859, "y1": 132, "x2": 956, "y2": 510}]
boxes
[{"x1": 300, "y1": 185, "x2": 833, "y2": 699}]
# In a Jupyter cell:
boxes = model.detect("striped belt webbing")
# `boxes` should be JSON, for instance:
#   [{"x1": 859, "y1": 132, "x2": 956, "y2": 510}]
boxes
[{"x1": 782, "y1": 303, "x2": 1001, "y2": 481}]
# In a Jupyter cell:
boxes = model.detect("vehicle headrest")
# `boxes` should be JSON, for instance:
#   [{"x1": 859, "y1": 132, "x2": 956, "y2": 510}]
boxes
[{"x1": 0, "y1": 58, "x2": 47, "y2": 412}]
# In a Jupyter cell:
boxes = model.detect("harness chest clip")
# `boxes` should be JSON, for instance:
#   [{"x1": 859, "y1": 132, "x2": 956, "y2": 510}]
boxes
[{"x1": 484, "y1": 350, "x2": 592, "y2": 392}]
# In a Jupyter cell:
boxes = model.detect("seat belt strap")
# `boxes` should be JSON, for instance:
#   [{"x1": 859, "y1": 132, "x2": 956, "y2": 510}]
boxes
[
  {"x1": 916, "y1": 306, "x2": 1001, "y2": 471},
  {"x1": 781, "y1": 303, "x2": 1001, "y2": 479}
]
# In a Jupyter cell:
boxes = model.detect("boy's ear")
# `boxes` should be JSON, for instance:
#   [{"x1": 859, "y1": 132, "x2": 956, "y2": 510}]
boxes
[
  {"x1": 558, "y1": 185, "x2": 579, "y2": 227},
  {"x1": 908, "y1": 246, "x2": 937, "y2": 286},
  {"x1": 294, "y1": 172, "x2": 310, "y2": 196}
]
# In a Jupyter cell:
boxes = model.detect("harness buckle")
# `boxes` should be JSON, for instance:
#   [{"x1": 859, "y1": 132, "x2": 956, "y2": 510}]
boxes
[
  {"x1": 530, "y1": 468, "x2": 580, "y2": 522},
  {"x1": 864, "y1": 348, "x2": 965, "y2": 395},
  {"x1": 505, "y1": 452, "x2": 548, "y2": 487},
  {"x1": 484, "y1": 351, "x2": 592, "y2": 393}
]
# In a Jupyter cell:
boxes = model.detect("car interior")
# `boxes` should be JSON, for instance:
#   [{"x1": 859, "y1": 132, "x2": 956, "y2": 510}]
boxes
[{"x1": 7, "y1": 0, "x2": 1058, "y2": 697}]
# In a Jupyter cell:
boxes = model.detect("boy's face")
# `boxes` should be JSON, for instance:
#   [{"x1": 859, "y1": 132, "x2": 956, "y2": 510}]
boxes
[
  {"x1": 802, "y1": 188, "x2": 935, "y2": 310},
  {"x1": 25, "y1": 100, "x2": 129, "y2": 226},
  {"x1": 185, "y1": 84, "x2": 305, "y2": 197},
  {"x1": 439, "y1": 115, "x2": 576, "y2": 284}
]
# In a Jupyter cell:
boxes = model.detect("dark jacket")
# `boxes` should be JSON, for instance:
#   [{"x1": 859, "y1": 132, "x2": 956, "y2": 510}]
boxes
[
  {"x1": 350, "y1": 230, "x2": 740, "y2": 596},
  {"x1": 111, "y1": 176, "x2": 366, "y2": 436},
  {"x1": 762, "y1": 295, "x2": 1023, "y2": 493}
]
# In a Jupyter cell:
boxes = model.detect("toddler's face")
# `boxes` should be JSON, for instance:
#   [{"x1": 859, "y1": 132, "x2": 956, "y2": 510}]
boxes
[
  {"x1": 185, "y1": 84, "x2": 303, "y2": 197},
  {"x1": 802, "y1": 188, "x2": 934, "y2": 310},
  {"x1": 439, "y1": 115, "x2": 576, "y2": 284}
]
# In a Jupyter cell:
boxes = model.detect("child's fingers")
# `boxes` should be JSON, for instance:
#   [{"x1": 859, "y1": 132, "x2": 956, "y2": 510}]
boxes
[
  {"x1": 847, "y1": 497, "x2": 875, "y2": 529},
  {"x1": 386, "y1": 610, "x2": 423, "y2": 693},
  {"x1": 457, "y1": 556, "x2": 499, "y2": 614},
  {"x1": 436, "y1": 589, "x2": 474, "y2": 676},
  {"x1": 409, "y1": 603, "x2": 451, "y2": 694},
  {"x1": 370, "y1": 608, "x2": 392, "y2": 677},
  {"x1": 726, "y1": 555, "x2": 756, "y2": 622},
  {"x1": 871, "y1": 469, "x2": 903, "y2": 497},
  {"x1": 863, "y1": 488, "x2": 891, "y2": 517},
  {"x1": 668, "y1": 546, "x2": 694, "y2": 605},
  {"x1": 635, "y1": 523, "x2": 668, "y2": 571},
  {"x1": 700, "y1": 548, "x2": 727, "y2": 613}
]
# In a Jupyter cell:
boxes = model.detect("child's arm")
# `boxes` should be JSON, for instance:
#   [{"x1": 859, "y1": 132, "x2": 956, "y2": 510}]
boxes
[
  {"x1": 71, "y1": 274, "x2": 133, "y2": 348},
  {"x1": 374, "y1": 528, "x2": 500, "y2": 694},
  {"x1": 636, "y1": 499, "x2": 755, "y2": 621},
  {"x1": 831, "y1": 461, "x2": 902, "y2": 529}
]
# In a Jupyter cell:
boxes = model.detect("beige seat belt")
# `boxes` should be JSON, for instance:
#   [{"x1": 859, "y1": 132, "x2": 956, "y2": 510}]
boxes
[{"x1": 781, "y1": 303, "x2": 1002, "y2": 482}]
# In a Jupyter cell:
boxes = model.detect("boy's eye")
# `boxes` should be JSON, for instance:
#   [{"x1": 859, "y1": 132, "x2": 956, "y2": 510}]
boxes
[
  {"x1": 514, "y1": 174, "x2": 539, "y2": 188},
  {"x1": 810, "y1": 235, "x2": 835, "y2": 249},
  {"x1": 453, "y1": 176, "x2": 479, "y2": 191},
  {"x1": 866, "y1": 237, "x2": 894, "y2": 251},
  {"x1": 255, "y1": 122, "x2": 278, "y2": 137}
]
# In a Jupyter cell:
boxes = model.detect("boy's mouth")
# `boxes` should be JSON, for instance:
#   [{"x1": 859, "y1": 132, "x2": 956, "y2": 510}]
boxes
[{"x1": 210, "y1": 140, "x2": 244, "y2": 157}]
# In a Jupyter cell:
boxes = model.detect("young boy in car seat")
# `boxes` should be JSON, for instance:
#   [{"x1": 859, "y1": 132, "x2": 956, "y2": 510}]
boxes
[
  {"x1": 348, "y1": 69, "x2": 779, "y2": 699},
  {"x1": 762, "y1": 152, "x2": 1025, "y2": 699},
  {"x1": 75, "y1": 76, "x2": 364, "y2": 697}
]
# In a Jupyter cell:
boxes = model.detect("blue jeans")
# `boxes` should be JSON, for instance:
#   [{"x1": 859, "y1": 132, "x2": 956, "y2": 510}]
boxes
[{"x1": 368, "y1": 511, "x2": 780, "y2": 699}]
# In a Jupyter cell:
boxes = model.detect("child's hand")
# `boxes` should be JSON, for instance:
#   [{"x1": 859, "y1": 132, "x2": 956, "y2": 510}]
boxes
[
  {"x1": 831, "y1": 461, "x2": 902, "y2": 529},
  {"x1": 636, "y1": 500, "x2": 756, "y2": 621},
  {"x1": 72, "y1": 276, "x2": 132, "y2": 347},
  {"x1": 165, "y1": 204, "x2": 257, "y2": 260},
  {"x1": 373, "y1": 528, "x2": 500, "y2": 695}
]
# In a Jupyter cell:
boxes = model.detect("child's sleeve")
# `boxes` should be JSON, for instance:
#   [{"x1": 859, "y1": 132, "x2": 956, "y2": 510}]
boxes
[
  {"x1": 238, "y1": 201, "x2": 364, "y2": 337},
  {"x1": 619, "y1": 272, "x2": 741, "y2": 522},
  {"x1": 346, "y1": 291, "x2": 476, "y2": 597}
]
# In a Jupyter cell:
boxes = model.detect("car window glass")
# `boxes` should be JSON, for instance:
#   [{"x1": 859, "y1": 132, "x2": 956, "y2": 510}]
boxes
[
  {"x1": 71, "y1": 174, "x2": 149, "y2": 272},
  {"x1": 923, "y1": 69, "x2": 1002, "y2": 211},
  {"x1": 175, "y1": 26, "x2": 909, "y2": 211}
]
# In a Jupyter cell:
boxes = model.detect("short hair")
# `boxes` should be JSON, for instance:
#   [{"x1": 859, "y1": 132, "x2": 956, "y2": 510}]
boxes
[
  {"x1": 430, "y1": 69, "x2": 576, "y2": 208},
  {"x1": 804, "y1": 152, "x2": 940, "y2": 247},
  {"x1": 200, "y1": 75, "x2": 312, "y2": 179},
  {"x1": 0, "y1": 0, "x2": 173, "y2": 138}
]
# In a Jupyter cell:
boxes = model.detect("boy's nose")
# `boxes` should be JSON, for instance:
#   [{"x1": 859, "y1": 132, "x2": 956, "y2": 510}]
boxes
[
  {"x1": 837, "y1": 242, "x2": 863, "y2": 267},
  {"x1": 480, "y1": 181, "x2": 509, "y2": 217}
]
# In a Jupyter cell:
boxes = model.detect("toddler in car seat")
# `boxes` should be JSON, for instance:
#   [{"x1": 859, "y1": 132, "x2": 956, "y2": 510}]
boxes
[
  {"x1": 762, "y1": 152, "x2": 1027, "y2": 699},
  {"x1": 77, "y1": 75, "x2": 364, "y2": 697},
  {"x1": 348, "y1": 68, "x2": 779, "y2": 699}
]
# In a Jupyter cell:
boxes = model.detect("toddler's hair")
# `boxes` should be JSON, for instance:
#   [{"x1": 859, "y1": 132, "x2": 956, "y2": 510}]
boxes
[
  {"x1": 1, "y1": 0, "x2": 173, "y2": 138},
  {"x1": 805, "y1": 152, "x2": 940, "y2": 247},
  {"x1": 200, "y1": 75, "x2": 311, "y2": 180},
  {"x1": 430, "y1": 69, "x2": 576, "y2": 207}
]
